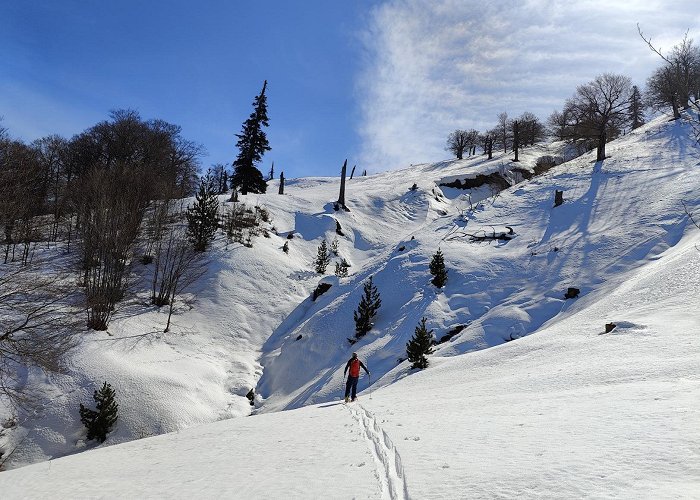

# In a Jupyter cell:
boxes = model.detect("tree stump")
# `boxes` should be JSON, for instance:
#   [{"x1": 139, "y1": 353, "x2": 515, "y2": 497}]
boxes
[
  {"x1": 554, "y1": 190, "x2": 564, "y2": 207},
  {"x1": 605, "y1": 323, "x2": 616, "y2": 333}
]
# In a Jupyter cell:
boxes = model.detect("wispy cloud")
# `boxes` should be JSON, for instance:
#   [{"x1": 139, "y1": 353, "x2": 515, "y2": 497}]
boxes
[{"x1": 357, "y1": 0, "x2": 700, "y2": 170}]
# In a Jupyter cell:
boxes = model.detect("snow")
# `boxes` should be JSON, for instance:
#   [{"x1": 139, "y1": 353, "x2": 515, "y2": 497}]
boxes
[{"x1": 1, "y1": 113, "x2": 700, "y2": 498}]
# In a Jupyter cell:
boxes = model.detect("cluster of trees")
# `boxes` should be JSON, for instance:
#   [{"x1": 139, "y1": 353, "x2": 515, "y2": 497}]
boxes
[
  {"x1": 0, "y1": 110, "x2": 206, "y2": 405},
  {"x1": 446, "y1": 111, "x2": 546, "y2": 162},
  {"x1": 0, "y1": 79, "x2": 277, "y2": 410},
  {"x1": 349, "y1": 247, "x2": 447, "y2": 369},
  {"x1": 447, "y1": 31, "x2": 700, "y2": 163},
  {"x1": 313, "y1": 237, "x2": 349, "y2": 277}
]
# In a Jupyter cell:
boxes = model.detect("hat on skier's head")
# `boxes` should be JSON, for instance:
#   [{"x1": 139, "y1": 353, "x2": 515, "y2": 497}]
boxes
[{"x1": 352, "y1": 352, "x2": 357, "y2": 358}]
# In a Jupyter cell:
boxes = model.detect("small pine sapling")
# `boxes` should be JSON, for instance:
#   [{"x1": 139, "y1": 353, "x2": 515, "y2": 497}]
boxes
[
  {"x1": 406, "y1": 317, "x2": 434, "y2": 369},
  {"x1": 353, "y1": 275, "x2": 381, "y2": 338},
  {"x1": 334, "y1": 260, "x2": 349, "y2": 278},
  {"x1": 330, "y1": 237, "x2": 339, "y2": 255},
  {"x1": 314, "y1": 240, "x2": 331, "y2": 273},
  {"x1": 79, "y1": 382, "x2": 119, "y2": 443},
  {"x1": 186, "y1": 179, "x2": 220, "y2": 252},
  {"x1": 429, "y1": 248, "x2": 448, "y2": 288},
  {"x1": 282, "y1": 241, "x2": 289, "y2": 253}
]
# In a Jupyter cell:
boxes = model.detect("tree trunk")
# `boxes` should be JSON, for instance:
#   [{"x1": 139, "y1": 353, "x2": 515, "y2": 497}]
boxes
[
  {"x1": 596, "y1": 130, "x2": 607, "y2": 161},
  {"x1": 554, "y1": 190, "x2": 564, "y2": 207},
  {"x1": 350, "y1": 165, "x2": 356, "y2": 179},
  {"x1": 338, "y1": 160, "x2": 347, "y2": 208},
  {"x1": 278, "y1": 172, "x2": 285, "y2": 195},
  {"x1": 671, "y1": 94, "x2": 681, "y2": 119},
  {"x1": 512, "y1": 120, "x2": 519, "y2": 162}
]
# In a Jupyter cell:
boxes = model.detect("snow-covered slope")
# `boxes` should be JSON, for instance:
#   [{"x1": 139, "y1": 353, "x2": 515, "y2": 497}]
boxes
[
  {"x1": 2, "y1": 222, "x2": 698, "y2": 498},
  {"x1": 256, "y1": 116, "x2": 700, "y2": 414},
  {"x1": 0, "y1": 126, "x2": 567, "y2": 469},
  {"x1": 1, "y1": 113, "x2": 699, "y2": 498}
]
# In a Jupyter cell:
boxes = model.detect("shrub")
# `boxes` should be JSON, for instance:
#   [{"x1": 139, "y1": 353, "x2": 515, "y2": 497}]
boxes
[
  {"x1": 222, "y1": 202, "x2": 262, "y2": 245},
  {"x1": 533, "y1": 155, "x2": 564, "y2": 175}
]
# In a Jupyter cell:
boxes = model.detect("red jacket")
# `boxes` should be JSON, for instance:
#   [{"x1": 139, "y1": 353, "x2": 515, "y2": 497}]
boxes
[{"x1": 345, "y1": 357, "x2": 369, "y2": 377}]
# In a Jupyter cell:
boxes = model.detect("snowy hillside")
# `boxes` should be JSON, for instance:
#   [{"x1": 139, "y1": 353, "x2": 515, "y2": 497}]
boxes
[
  {"x1": 2, "y1": 205, "x2": 699, "y2": 497},
  {"x1": 0, "y1": 123, "x2": 567, "y2": 469},
  {"x1": 1, "y1": 113, "x2": 700, "y2": 498}
]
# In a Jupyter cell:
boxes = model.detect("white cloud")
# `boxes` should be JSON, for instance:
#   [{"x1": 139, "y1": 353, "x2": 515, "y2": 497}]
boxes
[{"x1": 356, "y1": 0, "x2": 700, "y2": 170}]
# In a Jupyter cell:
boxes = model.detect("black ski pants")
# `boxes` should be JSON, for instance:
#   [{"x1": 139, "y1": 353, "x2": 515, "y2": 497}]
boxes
[{"x1": 345, "y1": 375, "x2": 359, "y2": 399}]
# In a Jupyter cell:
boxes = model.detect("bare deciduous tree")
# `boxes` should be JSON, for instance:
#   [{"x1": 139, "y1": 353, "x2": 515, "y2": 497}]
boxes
[
  {"x1": 151, "y1": 224, "x2": 205, "y2": 332},
  {"x1": 639, "y1": 26, "x2": 700, "y2": 118},
  {"x1": 445, "y1": 130, "x2": 470, "y2": 160},
  {"x1": 547, "y1": 110, "x2": 569, "y2": 141},
  {"x1": 497, "y1": 112, "x2": 510, "y2": 153},
  {"x1": 79, "y1": 168, "x2": 148, "y2": 330},
  {"x1": 480, "y1": 130, "x2": 495, "y2": 159},
  {"x1": 0, "y1": 139, "x2": 46, "y2": 264},
  {"x1": 517, "y1": 112, "x2": 546, "y2": 146},
  {"x1": 565, "y1": 73, "x2": 633, "y2": 161},
  {"x1": 0, "y1": 264, "x2": 79, "y2": 408}
]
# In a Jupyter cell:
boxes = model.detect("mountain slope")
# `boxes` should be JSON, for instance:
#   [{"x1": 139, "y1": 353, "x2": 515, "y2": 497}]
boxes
[
  {"x1": 256, "y1": 116, "x2": 700, "y2": 413},
  {"x1": 2, "y1": 217, "x2": 698, "y2": 498},
  {"x1": 1, "y1": 113, "x2": 699, "y2": 488}
]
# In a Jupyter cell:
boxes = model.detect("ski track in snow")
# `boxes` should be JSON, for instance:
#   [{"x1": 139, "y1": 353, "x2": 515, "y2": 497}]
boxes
[{"x1": 349, "y1": 404, "x2": 408, "y2": 500}]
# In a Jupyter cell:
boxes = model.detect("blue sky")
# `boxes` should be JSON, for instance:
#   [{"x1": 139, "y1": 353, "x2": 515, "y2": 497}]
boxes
[
  {"x1": 0, "y1": 1, "x2": 378, "y2": 177},
  {"x1": 1, "y1": 1, "x2": 698, "y2": 177}
]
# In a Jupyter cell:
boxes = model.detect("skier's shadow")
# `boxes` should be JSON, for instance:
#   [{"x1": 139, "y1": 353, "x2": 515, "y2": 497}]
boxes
[{"x1": 317, "y1": 402, "x2": 344, "y2": 409}]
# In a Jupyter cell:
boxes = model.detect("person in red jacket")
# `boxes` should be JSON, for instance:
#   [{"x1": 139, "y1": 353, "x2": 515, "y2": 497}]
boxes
[{"x1": 343, "y1": 352, "x2": 369, "y2": 402}]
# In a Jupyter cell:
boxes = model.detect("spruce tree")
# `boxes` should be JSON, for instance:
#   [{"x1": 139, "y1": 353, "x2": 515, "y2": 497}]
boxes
[
  {"x1": 230, "y1": 80, "x2": 271, "y2": 196},
  {"x1": 629, "y1": 85, "x2": 645, "y2": 130},
  {"x1": 406, "y1": 317, "x2": 434, "y2": 369},
  {"x1": 334, "y1": 259, "x2": 349, "y2": 278},
  {"x1": 353, "y1": 275, "x2": 381, "y2": 338},
  {"x1": 79, "y1": 381, "x2": 119, "y2": 443},
  {"x1": 186, "y1": 179, "x2": 219, "y2": 252},
  {"x1": 429, "y1": 248, "x2": 448, "y2": 288},
  {"x1": 314, "y1": 240, "x2": 330, "y2": 274},
  {"x1": 330, "y1": 237, "x2": 339, "y2": 255}
]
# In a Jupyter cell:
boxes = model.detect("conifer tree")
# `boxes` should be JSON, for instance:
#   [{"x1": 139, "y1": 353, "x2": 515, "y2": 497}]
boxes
[
  {"x1": 354, "y1": 275, "x2": 381, "y2": 338},
  {"x1": 314, "y1": 240, "x2": 330, "y2": 273},
  {"x1": 79, "y1": 382, "x2": 119, "y2": 443},
  {"x1": 335, "y1": 259, "x2": 349, "y2": 278},
  {"x1": 186, "y1": 179, "x2": 219, "y2": 252},
  {"x1": 230, "y1": 80, "x2": 271, "y2": 196},
  {"x1": 330, "y1": 237, "x2": 339, "y2": 255},
  {"x1": 406, "y1": 317, "x2": 434, "y2": 369},
  {"x1": 429, "y1": 248, "x2": 448, "y2": 288},
  {"x1": 629, "y1": 85, "x2": 645, "y2": 130}
]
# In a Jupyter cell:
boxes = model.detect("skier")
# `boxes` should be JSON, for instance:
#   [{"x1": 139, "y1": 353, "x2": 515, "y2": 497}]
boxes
[{"x1": 343, "y1": 352, "x2": 370, "y2": 402}]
